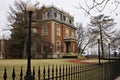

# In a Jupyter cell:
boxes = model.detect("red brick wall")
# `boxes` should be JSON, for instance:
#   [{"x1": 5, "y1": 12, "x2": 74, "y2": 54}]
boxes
[{"x1": 36, "y1": 21, "x2": 78, "y2": 54}]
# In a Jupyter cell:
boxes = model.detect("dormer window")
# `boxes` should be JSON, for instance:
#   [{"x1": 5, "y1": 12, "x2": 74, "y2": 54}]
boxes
[
  {"x1": 54, "y1": 12, "x2": 57, "y2": 18},
  {"x1": 69, "y1": 19, "x2": 71, "y2": 24},
  {"x1": 63, "y1": 15, "x2": 66, "y2": 21},
  {"x1": 60, "y1": 14, "x2": 62, "y2": 20},
  {"x1": 47, "y1": 10, "x2": 52, "y2": 18}
]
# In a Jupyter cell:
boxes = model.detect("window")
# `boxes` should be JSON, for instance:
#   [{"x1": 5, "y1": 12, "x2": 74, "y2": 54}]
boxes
[
  {"x1": 63, "y1": 15, "x2": 66, "y2": 21},
  {"x1": 54, "y1": 12, "x2": 57, "y2": 18},
  {"x1": 41, "y1": 46, "x2": 44, "y2": 53},
  {"x1": 57, "y1": 25, "x2": 60, "y2": 36},
  {"x1": 43, "y1": 13, "x2": 46, "y2": 19},
  {"x1": 60, "y1": 14, "x2": 62, "y2": 20},
  {"x1": 66, "y1": 28, "x2": 69, "y2": 37},
  {"x1": 56, "y1": 40, "x2": 60, "y2": 52},
  {"x1": 47, "y1": 12, "x2": 50, "y2": 18},
  {"x1": 32, "y1": 28, "x2": 37, "y2": 33},
  {"x1": 71, "y1": 31, "x2": 74, "y2": 37},
  {"x1": 47, "y1": 10, "x2": 52, "y2": 18},
  {"x1": 42, "y1": 27, "x2": 48, "y2": 36},
  {"x1": 69, "y1": 19, "x2": 71, "y2": 24},
  {"x1": 31, "y1": 42, "x2": 36, "y2": 53}
]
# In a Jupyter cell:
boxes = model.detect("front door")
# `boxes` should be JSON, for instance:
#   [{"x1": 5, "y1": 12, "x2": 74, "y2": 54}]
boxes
[{"x1": 65, "y1": 42, "x2": 70, "y2": 54}]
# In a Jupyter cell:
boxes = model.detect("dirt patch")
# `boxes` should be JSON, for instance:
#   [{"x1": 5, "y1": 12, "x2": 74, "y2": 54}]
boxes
[{"x1": 68, "y1": 59, "x2": 106, "y2": 64}]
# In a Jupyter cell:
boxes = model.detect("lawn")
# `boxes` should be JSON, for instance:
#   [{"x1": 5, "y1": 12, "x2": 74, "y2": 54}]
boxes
[
  {"x1": 0, "y1": 59, "x2": 110, "y2": 80},
  {"x1": 0, "y1": 59, "x2": 74, "y2": 80}
]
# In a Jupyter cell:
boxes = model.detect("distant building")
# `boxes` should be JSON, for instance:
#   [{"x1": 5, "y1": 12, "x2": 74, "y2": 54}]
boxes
[{"x1": 32, "y1": 6, "x2": 78, "y2": 58}]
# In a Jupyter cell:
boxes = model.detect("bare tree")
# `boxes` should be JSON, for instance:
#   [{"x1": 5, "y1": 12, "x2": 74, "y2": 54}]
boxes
[
  {"x1": 76, "y1": 23, "x2": 97, "y2": 54},
  {"x1": 77, "y1": 0, "x2": 120, "y2": 15},
  {"x1": 76, "y1": 23, "x2": 85, "y2": 54},
  {"x1": 112, "y1": 30, "x2": 120, "y2": 50},
  {"x1": 88, "y1": 14, "x2": 116, "y2": 57}
]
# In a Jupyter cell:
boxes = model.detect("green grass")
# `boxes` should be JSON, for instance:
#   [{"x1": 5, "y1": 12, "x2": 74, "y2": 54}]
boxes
[
  {"x1": 0, "y1": 59, "x2": 111, "y2": 80},
  {"x1": 0, "y1": 59, "x2": 73, "y2": 80}
]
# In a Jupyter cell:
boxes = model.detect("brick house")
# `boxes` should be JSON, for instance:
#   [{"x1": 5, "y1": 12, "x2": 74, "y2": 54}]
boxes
[
  {"x1": 2, "y1": 5, "x2": 78, "y2": 59},
  {"x1": 32, "y1": 6, "x2": 78, "y2": 58}
]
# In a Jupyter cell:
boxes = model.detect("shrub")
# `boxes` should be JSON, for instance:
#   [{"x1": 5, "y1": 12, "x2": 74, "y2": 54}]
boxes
[{"x1": 63, "y1": 56, "x2": 78, "y2": 58}]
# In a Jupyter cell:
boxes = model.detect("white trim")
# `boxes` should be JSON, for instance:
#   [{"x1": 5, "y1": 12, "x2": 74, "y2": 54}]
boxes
[{"x1": 51, "y1": 21, "x2": 55, "y2": 45}]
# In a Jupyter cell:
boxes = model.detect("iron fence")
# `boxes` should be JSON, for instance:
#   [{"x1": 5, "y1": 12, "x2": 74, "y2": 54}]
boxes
[{"x1": 3, "y1": 60, "x2": 120, "y2": 80}]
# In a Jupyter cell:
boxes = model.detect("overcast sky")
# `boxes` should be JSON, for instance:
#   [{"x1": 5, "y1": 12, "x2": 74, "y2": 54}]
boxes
[
  {"x1": 0, "y1": 0, "x2": 120, "y2": 38},
  {"x1": 0, "y1": 0, "x2": 88, "y2": 26}
]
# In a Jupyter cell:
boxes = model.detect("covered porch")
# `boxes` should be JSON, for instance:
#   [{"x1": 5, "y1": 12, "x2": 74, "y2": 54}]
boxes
[{"x1": 64, "y1": 37, "x2": 78, "y2": 55}]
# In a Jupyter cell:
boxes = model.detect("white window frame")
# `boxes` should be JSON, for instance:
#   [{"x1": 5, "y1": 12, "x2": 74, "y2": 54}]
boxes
[
  {"x1": 57, "y1": 25, "x2": 60, "y2": 36},
  {"x1": 42, "y1": 26, "x2": 48, "y2": 36},
  {"x1": 66, "y1": 28, "x2": 69, "y2": 37}
]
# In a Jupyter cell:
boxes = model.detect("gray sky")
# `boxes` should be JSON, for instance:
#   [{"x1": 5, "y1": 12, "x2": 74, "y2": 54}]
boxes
[
  {"x1": 0, "y1": 0, "x2": 120, "y2": 38},
  {"x1": 0, "y1": 0, "x2": 88, "y2": 27}
]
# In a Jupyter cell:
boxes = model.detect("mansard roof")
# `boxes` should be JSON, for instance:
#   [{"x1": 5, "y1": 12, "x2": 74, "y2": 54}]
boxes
[{"x1": 37, "y1": 5, "x2": 76, "y2": 29}]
